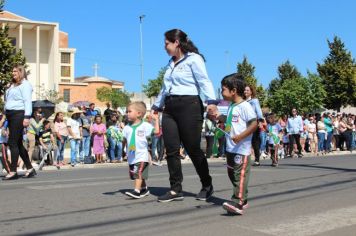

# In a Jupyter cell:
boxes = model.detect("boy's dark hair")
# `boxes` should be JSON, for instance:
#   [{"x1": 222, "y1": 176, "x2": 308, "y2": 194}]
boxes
[
  {"x1": 221, "y1": 73, "x2": 246, "y2": 97},
  {"x1": 43, "y1": 120, "x2": 50, "y2": 127}
]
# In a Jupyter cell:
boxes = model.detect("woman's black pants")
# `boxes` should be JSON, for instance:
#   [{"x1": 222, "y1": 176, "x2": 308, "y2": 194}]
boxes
[
  {"x1": 6, "y1": 110, "x2": 33, "y2": 172},
  {"x1": 162, "y1": 96, "x2": 212, "y2": 193}
]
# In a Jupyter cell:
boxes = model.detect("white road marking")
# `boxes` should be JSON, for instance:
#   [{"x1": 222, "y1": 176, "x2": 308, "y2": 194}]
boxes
[{"x1": 257, "y1": 205, "x2": 356, "y2": 236}]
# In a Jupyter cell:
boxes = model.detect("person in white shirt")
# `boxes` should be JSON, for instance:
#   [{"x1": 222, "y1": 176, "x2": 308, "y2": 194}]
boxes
[
  {"x1": 123, "y1": 102, "x2": 159, "y2": 199},
  {"x1": 3, "y1": 65, "x2": 35, "y2": 180},
  {"x1": 67, "y1": 108, "x2": 83, "y2": 167},
  {"x1": 220, "y1": 73, "x2": 257, "y2": 215}
]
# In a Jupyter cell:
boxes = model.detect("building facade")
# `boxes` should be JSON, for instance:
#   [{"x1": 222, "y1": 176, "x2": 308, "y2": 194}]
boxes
[
  {"x1": 0, "y1": 11, "x2": 76, "y2": 99},
  {"x1": 59, "y1": 76, "x2": 124, "y2": 110}
]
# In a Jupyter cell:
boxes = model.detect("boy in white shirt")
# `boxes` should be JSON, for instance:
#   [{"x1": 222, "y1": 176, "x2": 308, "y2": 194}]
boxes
[
  {"x1": 123, "y1": 102, "x2": 159, "y2": 199},
  {"x1": 220, "y1": 73, "x2": 257, "y2": 215}
]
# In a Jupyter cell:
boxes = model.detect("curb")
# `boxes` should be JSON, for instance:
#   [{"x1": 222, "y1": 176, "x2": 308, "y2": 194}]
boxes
[{"x1": 39, "y1": 151, "x2": 353, "y2": 171}]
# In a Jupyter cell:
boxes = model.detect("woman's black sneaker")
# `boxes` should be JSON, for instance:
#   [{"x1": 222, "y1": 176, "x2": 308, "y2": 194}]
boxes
[
  {"x1": 157, "y1": 191, "x2": 184, "y2": 202},
  {"x1": 196, "y1": 185, "x2": 214, "y2": 201}
]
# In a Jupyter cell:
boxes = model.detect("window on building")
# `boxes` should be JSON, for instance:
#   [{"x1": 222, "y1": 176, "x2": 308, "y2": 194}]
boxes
[
  {"x1": 9, "y1": 37, "x2": 16, "y2": 54},
  {"x1": 61, "y1": 66, "x2": 71, "y2": 77},
  {"x1": 61, "y1": 52, "x2": 71, "y2": 64},
  {"x1": 114, "y1": 88, "x2": 122, "y2": 93},
  {"x1": 9, "y1": 37, "x2": 16, "y2": 47},
  {"x1": 61, "y1": 79, "x2": 71, "y2": 83},
  {"x1": 63, "y1": 89, "x2": 70, "y2": 103}
]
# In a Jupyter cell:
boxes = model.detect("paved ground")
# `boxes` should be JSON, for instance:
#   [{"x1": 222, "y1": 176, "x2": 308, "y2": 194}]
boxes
[{"x1": 0, "y1": 153, "x2": 355, "y2": 236}]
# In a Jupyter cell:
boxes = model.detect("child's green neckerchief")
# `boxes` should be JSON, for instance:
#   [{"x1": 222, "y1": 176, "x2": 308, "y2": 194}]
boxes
[
  {"x1": 128, "y1": 120, "x2": 143, "y2": 154},
  {"x1": 225, "y1": 100, "x2": 243, "y2": 132}
]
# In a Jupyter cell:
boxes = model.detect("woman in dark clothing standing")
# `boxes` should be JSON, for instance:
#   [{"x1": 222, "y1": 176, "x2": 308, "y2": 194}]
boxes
[
  {"x1": 3, "y1": 65, "x2": 35, "y2": 180},
  {"x1": 152, "y1": 29, "x2": 218, "y2": 202}
]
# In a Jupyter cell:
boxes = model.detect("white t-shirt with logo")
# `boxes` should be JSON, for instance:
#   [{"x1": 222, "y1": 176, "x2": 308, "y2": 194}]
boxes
[
  {"x1": 225, "y1": 101, "x2": 256, "y2": 155},
  {"x1": 267, "y1": 123, "x2": 282, "y2": 145},
  {"x1": 67, "y1": 118, "x2": 82, "y2": 139},
  {"x1": 123, "y1": 121, "x2": 154, "y2": 164}
]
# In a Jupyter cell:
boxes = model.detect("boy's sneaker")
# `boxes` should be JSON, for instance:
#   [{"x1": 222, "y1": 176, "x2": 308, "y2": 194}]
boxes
[
  {"x1": 125, "y1": 190, "x2": 141, "y2": 199},
  {"x1": 140, "y1": 188, "x2": 150, "y2": 198},
  {"x1": 223, "y1": 202, "x2": 244, "y2": 215},
  {"x1": 196, "y1": 185, "x2": 214, "y2": 201},
  {"x1": 157, "y1": 191, "x2": 184, "y2": 202},
  {"x1": 242, "y1": 200, "x2": 249, "y2": 209}
]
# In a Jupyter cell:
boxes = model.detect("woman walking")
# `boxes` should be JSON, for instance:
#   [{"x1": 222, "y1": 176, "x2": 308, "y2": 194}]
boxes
[
  {"x1": 152, "y1": 29, "x2": 217, "y2": 202},
  {"x1": 3, "y1": 65, "x2": 35, "y2": 180},
  {"x1": 244, "y1": 85, "x2": 263, "y2": 166}
]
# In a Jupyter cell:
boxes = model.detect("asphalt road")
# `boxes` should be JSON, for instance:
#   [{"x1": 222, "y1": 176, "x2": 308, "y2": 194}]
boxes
[{"x1": 0, "y1": 154, "x2": 356, "y2": 236}]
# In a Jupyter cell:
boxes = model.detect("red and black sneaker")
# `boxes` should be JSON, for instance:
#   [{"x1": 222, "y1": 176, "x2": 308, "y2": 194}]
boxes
[{"x1": 223, "y1": 201, "x2": 244, "y2": 215}]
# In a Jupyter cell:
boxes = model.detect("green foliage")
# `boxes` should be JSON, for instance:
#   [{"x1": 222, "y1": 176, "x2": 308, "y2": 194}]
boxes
[
  {"x1": 267, "y1": 78, "x2": 281, "y2": 96},
  {"x1": 0, "y1": 24, "x2": 27, "y2": 96},
  {"x1": 237, "y1": 56, "x2": 257, "y2": 87},
  {"x1": 267, "y1": 60, "x2": 302, "y2": 97},
  {"x1": 256, "y1": 85, "x2": 267, "y2": 107},
  {"x1": 278, "y1": 60, "x2": 302, "y2": 83},
  {"x1": 267, "y1": 74, "x2": 325, "y2": 116},
  {"x1": 317, "y1": 36, "x2": 356, "y2": 111},
  {"x1": 96, "y1": 87, "x2": 131, "y2": 109},
  {"x1": 143, "y1": 68, "x2": 165, "y2": 98}
]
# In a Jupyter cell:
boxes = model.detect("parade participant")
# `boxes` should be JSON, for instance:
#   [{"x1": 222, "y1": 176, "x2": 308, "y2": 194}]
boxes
[
  {"x1": 152, "y1": 29, "x2": 217, "y2": 202},
  {"x1": 3, "y1": 65, "x2": 35, "y2": 180},
  {"x1": 244, "y1": 85, "x2": 263, "y2": 166},
  {"x1": 220, "y1": 73, "x2": 257, "y2": 215},
  {"x1": 267, "y1": 113, "x2": 283, "y2": 167},
  {"x1": 123, "y1": 102, "x2": 159, "y2": 199}
]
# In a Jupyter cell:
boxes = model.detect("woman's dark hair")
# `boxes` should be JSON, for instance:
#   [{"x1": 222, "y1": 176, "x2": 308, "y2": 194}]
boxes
[
  {"x1": 54, "y1": 112, "x2": 62, "y2": 123},
  {"x1": 164, "y1": 29, "x2": 205, "y2": 61},
  {"x1": 221, "y1": 73, "x2": 246, "y2": 97}
]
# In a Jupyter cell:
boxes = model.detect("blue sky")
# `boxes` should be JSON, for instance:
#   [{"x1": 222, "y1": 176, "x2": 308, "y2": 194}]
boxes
[{"x1": 5, "y1": 0, "x2": 356, "y2": 93}]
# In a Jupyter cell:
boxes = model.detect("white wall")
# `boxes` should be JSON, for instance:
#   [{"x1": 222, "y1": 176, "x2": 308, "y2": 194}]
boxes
[{"x1": 8, "y1": 27, "x2": 56, "y2": 99}]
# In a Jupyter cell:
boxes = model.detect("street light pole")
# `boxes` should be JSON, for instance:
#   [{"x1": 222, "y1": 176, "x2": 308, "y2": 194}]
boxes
[{"x1": 139, "y1": 15, "x2": 145, "y2": 100}]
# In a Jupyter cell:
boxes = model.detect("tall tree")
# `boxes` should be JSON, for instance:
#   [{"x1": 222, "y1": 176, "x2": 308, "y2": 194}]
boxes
[
  {"x1": 317, "y1": 36, "x2": 356, "y2": 111},
  {"x1": 237, "y1": 56, "x2": 257, "y2": 87},
  {"x1": 267, "y1": 75, "x2": 325, "y2": 116},
  {"x1": 278, "y1": 60, "x2": 302, "y2": 83},
  {"x1": 96, "y1": 87, "x2": 131, "y2": 109},
  {"x1": 267, "y1": 60, "x2": 301, "y2": 97},
  {"x1": 143, "y1": 68, "x2": 165, "y2": 98}
]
